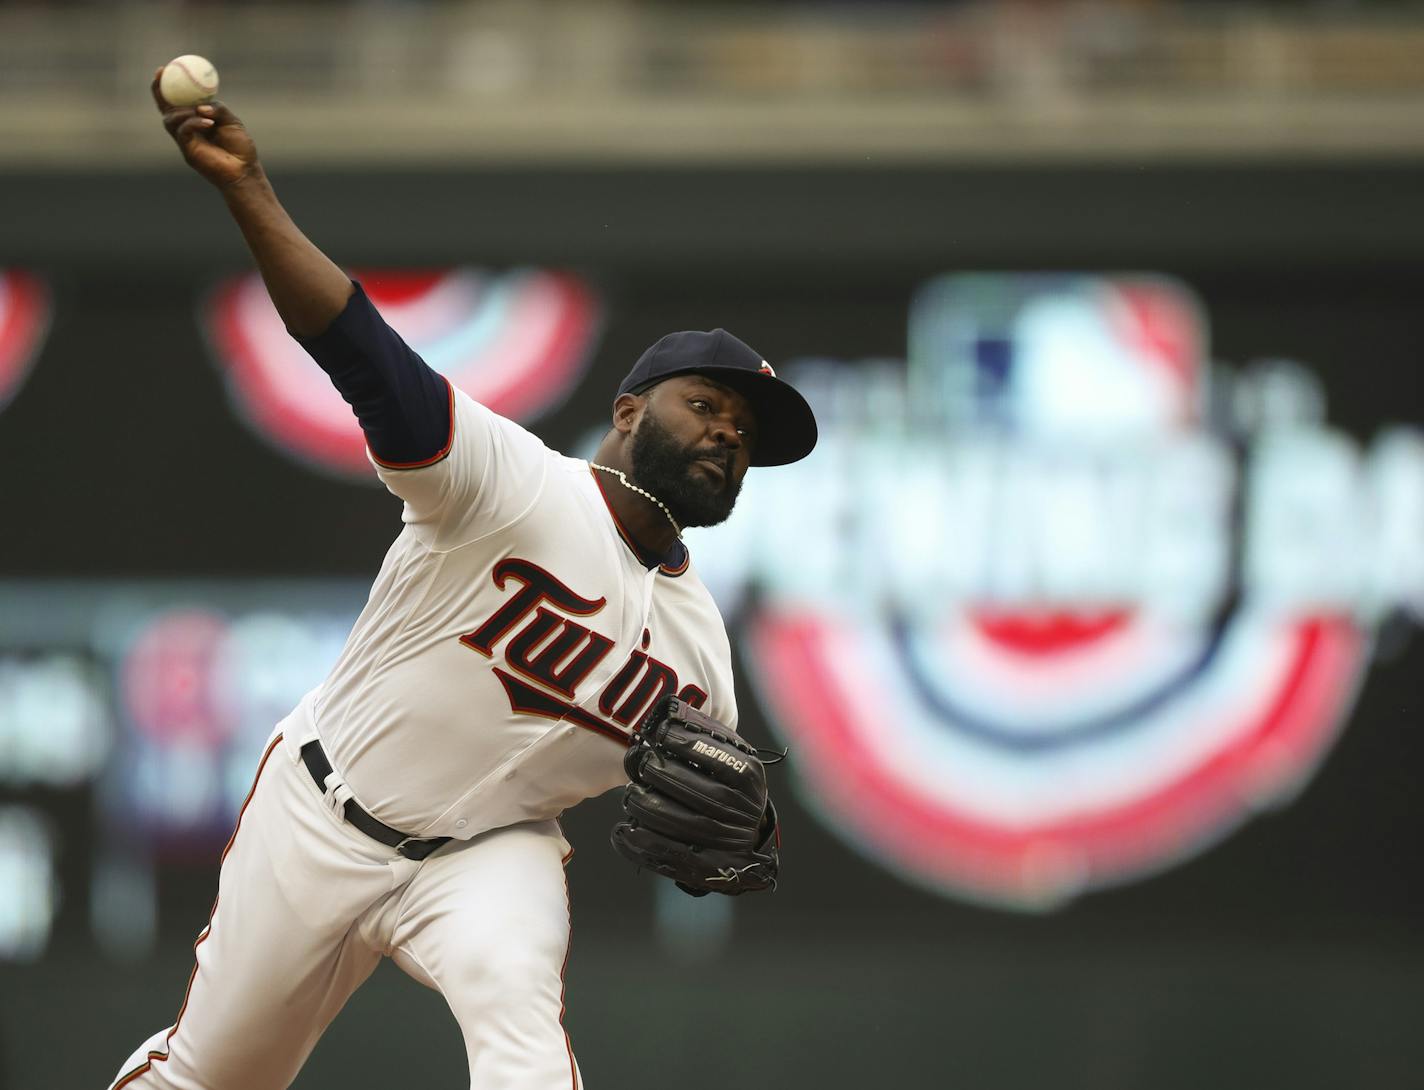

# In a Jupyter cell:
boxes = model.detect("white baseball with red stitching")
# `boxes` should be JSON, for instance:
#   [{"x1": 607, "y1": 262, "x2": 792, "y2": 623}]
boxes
[{"x1": 159, "y1": 54, "x2": 219, "y2": 107}]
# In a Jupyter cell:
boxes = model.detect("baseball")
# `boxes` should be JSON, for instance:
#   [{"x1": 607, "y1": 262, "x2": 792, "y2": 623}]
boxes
[{"x1": 160, "y1": 54, "x2": 219, "y2": 107}]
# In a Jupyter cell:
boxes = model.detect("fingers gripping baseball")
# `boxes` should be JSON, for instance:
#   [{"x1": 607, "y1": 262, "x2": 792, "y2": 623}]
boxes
[{"x1": 151, "y1": 69, "x2": 258, "y2": 188}]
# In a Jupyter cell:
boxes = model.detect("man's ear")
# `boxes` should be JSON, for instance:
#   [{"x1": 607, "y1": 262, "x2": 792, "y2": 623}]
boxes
[{"x1": 612, "y1": 392, "x2": 644, "y2": 436}]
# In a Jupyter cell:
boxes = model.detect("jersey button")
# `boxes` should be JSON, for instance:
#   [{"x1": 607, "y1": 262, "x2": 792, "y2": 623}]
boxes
[
  {"x1": 565, "y1": 727, "x2": 577, "y2": 738},
  {"x1": 456, "y1": 819, "x2": 467, "y2": 829},
  {"x1": 504, "y1": 769, "x2": 517, "y2": 780}
]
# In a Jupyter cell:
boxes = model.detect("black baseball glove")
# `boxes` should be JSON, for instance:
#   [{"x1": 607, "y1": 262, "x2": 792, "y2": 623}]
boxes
[{"x1": 610, "y1": 695, "x2": 781, "y2": 896}]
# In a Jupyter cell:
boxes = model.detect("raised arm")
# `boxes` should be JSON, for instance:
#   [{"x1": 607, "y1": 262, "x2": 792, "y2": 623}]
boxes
[
  {"x1": 151, "y1": 69, "x2": 350, "y2": 336},
  {"x1": 152, "y1": 70, "x2": 452, "y2": 469}
]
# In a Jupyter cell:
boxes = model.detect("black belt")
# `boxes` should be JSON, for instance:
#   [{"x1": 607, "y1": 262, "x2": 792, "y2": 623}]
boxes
[{"x1": 301, "y1": 740, "x2": 451, "y2": 861}]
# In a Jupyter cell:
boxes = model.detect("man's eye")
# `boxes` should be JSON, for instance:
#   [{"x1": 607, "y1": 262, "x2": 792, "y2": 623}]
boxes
[{"x1": 690, "y1": 399, "x2": 710, "y2": 412}]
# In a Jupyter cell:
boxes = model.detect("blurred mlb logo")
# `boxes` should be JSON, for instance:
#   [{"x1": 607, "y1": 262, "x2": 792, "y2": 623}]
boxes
[
  {"x1": 204, "y1": 267, "x2": 602, "y2": 477},
  {"x1": 702, "y1": 273, "x2": 1423, "y2": 910},
  {"x1": 919, "y1": 273, "x2": 1204, "y2": 435}
]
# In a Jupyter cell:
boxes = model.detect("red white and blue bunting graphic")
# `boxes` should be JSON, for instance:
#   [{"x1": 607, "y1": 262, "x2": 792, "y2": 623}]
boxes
[
  {"x1": 205, "y1": 268, "x2": 601, "y2": 477},
  {"x1": 692, "y1": 273, "x2": 1408, "y2": 910},
  {"x1": 0, "y1": 270, "x2": 52, "y2": 413},
  {"x1": 749, "y1": 606, "x2": 1365, "y2": 908}
]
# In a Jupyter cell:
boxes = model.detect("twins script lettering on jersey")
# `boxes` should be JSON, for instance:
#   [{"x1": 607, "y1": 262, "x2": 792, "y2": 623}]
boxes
[{"x1": 460, "y1": 557, "x2": 709, "y2": 742}]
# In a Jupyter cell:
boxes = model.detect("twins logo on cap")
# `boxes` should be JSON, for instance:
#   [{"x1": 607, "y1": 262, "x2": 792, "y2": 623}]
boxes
[{"x1": 694, "y1": 273, "x2": 1423, "y2": 909}]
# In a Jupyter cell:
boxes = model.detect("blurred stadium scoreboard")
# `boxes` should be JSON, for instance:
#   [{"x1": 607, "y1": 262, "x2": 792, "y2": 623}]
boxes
[
  {"x1": 0, "y1": 580, "x2": 364, "y2": 958},
  {"x1": 1, "y1": 182, "x2": 1422, "y2": 960}
]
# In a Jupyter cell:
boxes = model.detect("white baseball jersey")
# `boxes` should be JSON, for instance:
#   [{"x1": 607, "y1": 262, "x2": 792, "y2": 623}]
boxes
[
  {"x1": 277, "y1": 385, "x2": 739, "y2": 839},
  {"x1": 110, "y1": 273, "x2": 778, "y2": 1090}
]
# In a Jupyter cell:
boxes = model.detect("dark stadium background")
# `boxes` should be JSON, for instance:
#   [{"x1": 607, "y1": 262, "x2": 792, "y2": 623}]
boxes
[{"x1": 0, "y1": 153, "x2": 1420, "y2": 1089}]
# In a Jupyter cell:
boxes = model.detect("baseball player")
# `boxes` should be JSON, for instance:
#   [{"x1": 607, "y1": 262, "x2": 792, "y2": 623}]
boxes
[{"x1": 109, "y1": 77, "x2": 816, "y2": 1090}]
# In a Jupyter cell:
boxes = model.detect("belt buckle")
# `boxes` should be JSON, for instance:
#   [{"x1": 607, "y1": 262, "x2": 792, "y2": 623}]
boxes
[{"x1": 395, "y1": 836, "x2": 439, "y2": 861}]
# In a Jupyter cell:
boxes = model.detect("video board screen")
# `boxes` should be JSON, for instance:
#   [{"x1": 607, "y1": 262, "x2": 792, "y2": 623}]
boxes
[{"x1": 0, "y1": 258, "x2": 1420, "y2": 963}]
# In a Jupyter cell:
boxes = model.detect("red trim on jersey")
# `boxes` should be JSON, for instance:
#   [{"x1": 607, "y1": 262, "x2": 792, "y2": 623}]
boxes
[
  {"x1": 110, "y1": 734, "x2": 285, "y2": 1090},
  {"x1": 591, "y1": 468, "x2": 659, "y2": 563},
  {"x1": 588, "y1": 467, "x2": 689, "y2": 577},
  {"x1": 658, "y1": 546, "x2": 690, "y2": 578},
  {"x1": 368, "y1": 377, "x2": 457, "y2": 470},
  {"x1": 559, "y1": 868, "x2": 578, "y2": 1090}
]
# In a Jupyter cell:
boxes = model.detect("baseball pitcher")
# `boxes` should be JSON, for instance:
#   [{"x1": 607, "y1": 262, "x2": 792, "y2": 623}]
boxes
[{"x1": 109, "y1": 72, "x2": 816, "y2": 1090}]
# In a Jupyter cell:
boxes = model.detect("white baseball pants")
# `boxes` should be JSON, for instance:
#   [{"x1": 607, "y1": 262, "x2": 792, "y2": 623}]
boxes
[{"x1": 108, "y1": 729, "x2": 581, "y2": 1090}]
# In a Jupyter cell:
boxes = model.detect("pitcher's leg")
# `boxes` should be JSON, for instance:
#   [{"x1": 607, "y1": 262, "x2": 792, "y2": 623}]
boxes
[
  {"x1": 109, "y1": 735, "x2": 393, "y2": 1090},
  {"x1": 110, "y1": 935, "x2": 378, "y2": 1090},
  {"x1": 390, "y1": 822, "x2": 579, "y2": 1090}
]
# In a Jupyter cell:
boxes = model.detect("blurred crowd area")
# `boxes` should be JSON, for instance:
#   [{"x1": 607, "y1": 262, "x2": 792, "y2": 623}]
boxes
[
  {"x1": 4, "y1": 0, "x2": 1423, "y2": 96},
  {"x1": 1, "y1": 0, "x2": 1423, "y2": 164}
]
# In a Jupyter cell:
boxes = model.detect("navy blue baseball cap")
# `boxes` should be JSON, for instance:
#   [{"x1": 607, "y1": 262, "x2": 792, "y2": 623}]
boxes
[{"x1": 617, "y1": 328, "x2": 817, "y2": 466}]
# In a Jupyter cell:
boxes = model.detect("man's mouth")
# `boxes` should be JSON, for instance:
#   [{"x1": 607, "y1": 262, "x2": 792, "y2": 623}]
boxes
[{"x1": 693, "y1": 456, "x2": 728, "y2": 484}]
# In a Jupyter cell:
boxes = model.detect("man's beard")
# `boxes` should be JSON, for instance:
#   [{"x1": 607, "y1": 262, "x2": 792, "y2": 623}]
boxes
[{"x1": 628, "y1": 411, "x2": 742, "y2": 529}]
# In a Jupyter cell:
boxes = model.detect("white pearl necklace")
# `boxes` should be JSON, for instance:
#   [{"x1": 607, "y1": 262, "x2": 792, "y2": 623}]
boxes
[{"x1": 590, "y1": 463, "x2": 683, "y2": 538}]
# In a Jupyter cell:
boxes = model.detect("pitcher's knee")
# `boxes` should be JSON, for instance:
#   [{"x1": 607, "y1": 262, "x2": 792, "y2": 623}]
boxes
[{"x1": 442, "y1": 943, "x2": 566, "y2": 1030}]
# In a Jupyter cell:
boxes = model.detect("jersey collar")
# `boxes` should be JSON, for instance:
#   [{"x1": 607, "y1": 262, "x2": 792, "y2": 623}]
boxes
[{"x1": 589, "y1": 466, "x2": 690, "y2": 577}]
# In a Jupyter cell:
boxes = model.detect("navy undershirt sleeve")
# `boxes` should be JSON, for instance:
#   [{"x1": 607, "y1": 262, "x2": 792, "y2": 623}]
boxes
[{"x1": 297, "y1": 282, "x2": 453, "y2": 467}]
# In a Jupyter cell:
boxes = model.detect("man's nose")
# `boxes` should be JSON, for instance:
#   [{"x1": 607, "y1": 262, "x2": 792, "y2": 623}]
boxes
[{"x1": 709, "y1": 417, "x2": 742, "y2": 451}]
